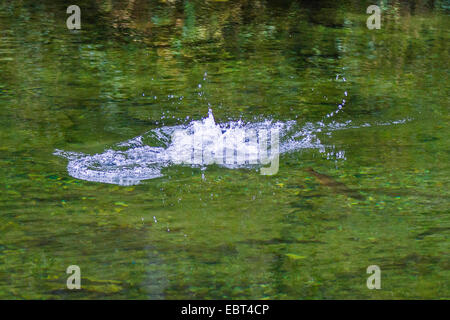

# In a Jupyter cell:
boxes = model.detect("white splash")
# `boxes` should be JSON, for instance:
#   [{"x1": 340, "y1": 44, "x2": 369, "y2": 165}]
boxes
[
  {"x1": 54, "y1": 109, "x2": 409, "y2": 185},
  {"x1": 54, "y1": 110, "x2": 296, "y2": 185},
  {"x1": 163, "y1": 109, "x2": 286, "y2": 167}
]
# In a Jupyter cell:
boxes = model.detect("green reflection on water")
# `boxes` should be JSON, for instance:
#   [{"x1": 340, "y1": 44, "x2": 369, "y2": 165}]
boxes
[{"x1": 0, "y1": 0, "x2": 448, "y2": 299}]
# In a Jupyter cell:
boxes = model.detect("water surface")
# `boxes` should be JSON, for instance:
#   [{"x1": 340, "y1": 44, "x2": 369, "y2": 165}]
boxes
[{"x1": 0, "y1": 0, "x2": 448, "y2": 299}]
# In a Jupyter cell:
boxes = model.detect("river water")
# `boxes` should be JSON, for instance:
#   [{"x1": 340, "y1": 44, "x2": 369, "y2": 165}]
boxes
[{"x1": 0, "y1": 0, "x2": 448, "y2": 299}]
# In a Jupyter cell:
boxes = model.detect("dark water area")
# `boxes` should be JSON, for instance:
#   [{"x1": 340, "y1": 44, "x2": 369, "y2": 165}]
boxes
[{"x1": 0, "y1": 0, "x2": 448, "y2": 299}]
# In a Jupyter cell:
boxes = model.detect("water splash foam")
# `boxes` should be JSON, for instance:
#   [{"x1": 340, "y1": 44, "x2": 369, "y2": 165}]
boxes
[{"x1": 54, "y1": 109, "x2": 409, "y2": 185}]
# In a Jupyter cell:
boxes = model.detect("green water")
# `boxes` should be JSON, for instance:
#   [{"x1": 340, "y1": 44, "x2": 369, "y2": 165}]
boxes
[{"x1": 0, "y1": 0, "x2": 449, "y2": 299}]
